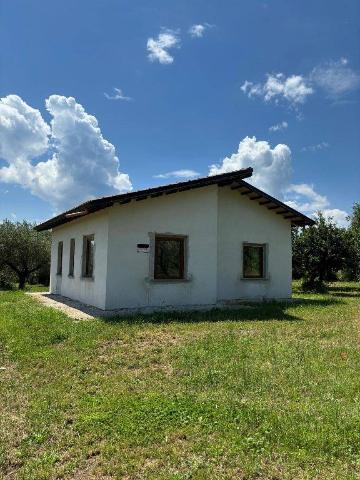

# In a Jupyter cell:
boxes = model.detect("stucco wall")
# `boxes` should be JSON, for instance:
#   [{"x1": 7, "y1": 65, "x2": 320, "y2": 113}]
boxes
[
  {"x1": 105, "y1": 186, "x2": 219, "y2": 309},
  {"x1": 217, "y1": 186, "x2": 292, "y2": 301},
  {"x1": 49, "y1": 183, "x2": 292, "y2": 310},
  {"x1": 50, "y1": 210, "x2": 109, "y2": 309}
]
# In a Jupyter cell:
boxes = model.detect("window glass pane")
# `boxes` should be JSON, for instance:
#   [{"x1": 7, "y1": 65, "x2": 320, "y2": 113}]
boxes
[
  {"x1": 69, "y1": 239, "x2": 75, "y2": 276},
  {"x1": 83, "y1": 235, "x2": 95, "y2": 277},
  {"x1": 87, "y1": 238, "x2": 94, "y2": 277},
  {"x1": 57, "y1": 241, "x2": 63, "y2": 275},
  {"x1": 154, "y1": 237, "x2": 184, "y2": 279},
  {"x1": 243, "y1": 245, "x2": 264, "y2": 278}
]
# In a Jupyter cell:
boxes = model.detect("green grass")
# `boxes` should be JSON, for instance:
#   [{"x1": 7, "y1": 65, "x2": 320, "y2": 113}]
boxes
[
  {"x1": 0, "y1": 283, "x2": 359, "y2": 479},
  {"x1": 0, "y1": 284, "x2": 49, "y2": 293}
]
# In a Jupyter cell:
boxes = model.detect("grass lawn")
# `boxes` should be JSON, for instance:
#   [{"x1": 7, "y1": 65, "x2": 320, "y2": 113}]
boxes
[{"x1": 0, "y1": 283, "x2": 359, "y2": 479}]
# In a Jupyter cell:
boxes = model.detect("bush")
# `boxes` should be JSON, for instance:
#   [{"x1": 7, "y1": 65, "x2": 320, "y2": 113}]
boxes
[{"x1": 0, "y1": 265, "x2": 16, "y2": 290}]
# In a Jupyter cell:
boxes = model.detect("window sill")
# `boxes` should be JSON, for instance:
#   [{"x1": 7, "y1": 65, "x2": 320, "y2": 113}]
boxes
[
  {"x1": 81, "y1": 275, "x2": 95, "y2": 282},
  {"x1": 145, "y1": 276, "x2": 192, "y2": 284},
  {"x1": 240, "y1": 276, "x2": 270, "y2": 281},
  {"x1": 56, "y1": 273, "x2": 62, "y2": 277}
]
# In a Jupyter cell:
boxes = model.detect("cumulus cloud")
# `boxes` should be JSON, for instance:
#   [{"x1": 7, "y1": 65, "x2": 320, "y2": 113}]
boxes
[
  {"x1": 269, "y1": 121, "x2": 288, "y2": 132},
  {"x1": 0, "y1": 94, "x2": 132, "y2": 209},
  {"x1": 104, "y1": 87, "x2": 132, "y2": 101},
  {"x1": 209, "y1": 136, "x2": 347, "y2": 225},
  {"x1": 241, "y1": 74, "x2": 313, "y2": 106},
  {"x1": 322, "y1": 209, "x2": 349, "y2": 228},
  {"x1": 301, "y1": 141, "x2": 329, "y2": 152},
  {"x1": 285, "y1": 183, "x2": 329, "y2": 212},
  {"x1": 154, "y1": 169, "x2": 200, "y2": 180},
  {"x1": 242, "y1": 58, "x2": 360, "y2": 108},
  {"x1": 0, "y1": 95, "x2": 50, "y2": 187},
  {"x1": 147, "y1": 29, "x2": 180, "y2": 65},
  {"x1": 310, "y1": 58, "x2": 360, "y2": 98},
  {"x1": 209, "y1": 136, "x2": 292, "y2": 198}
]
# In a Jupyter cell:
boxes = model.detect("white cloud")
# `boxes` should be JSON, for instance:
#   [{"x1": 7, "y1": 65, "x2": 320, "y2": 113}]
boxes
[
  {"x1": 241, "y1": 74, "x2": 313, "y2": 106},
  {"x1": 147, "y1": 29, "x2": 180, "y2": 65},
  {"x1": 323, "y1": 209, "x2": 349, "y2": 228},
  {"x1": 269, "y1": 121, "x2": 288, "y2": 132},
  {"x1": 310, "y1": 58, "x2": 360, "y2": 98},
  {"x1": 188, "y1": 23, "x2": 214, "y2": 38},
  {"x1": 189, "y1": 24, "x2": 206, "y2": 38},
  {"x1": 208, "y1": 136, "x2": 346, "y2": 225},
  {"x1": 104, "y1": 87, "x2": 132, "y2": 101},
  {"x1": 209, "y1": 136, "x2": 292, "y2": 198},
  {"x1": 285, "y1": 183, "x2": 329, "y2": 212},
  {"x1": 154, "y1": 169, "x2": 200, "y2": 180},
  {"x1": 284, "y1": 183, "x2": 349, "y2": 227},
  {"x1": 0, "y1": 95, "x2": 50, "y2": 158},
  {"x1": 242, "y1": 59, "x2": 360, "y2": 108},
  {"x1": 0, "y1": 94, "x2": 132, "y2": 209},
  {"x1": 301, "y1": 141, "x2": 329, "y2": 152}
]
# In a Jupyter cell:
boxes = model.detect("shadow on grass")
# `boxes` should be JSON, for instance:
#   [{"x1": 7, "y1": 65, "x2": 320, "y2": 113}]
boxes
[
  {"x1": 328, "y1": 284, "x2": 360, "y2": 295},
  {"x1": 331, "y1": 292, "x2": 360, "y2": 298},
  {"x1": 292, "y1": 282, "x2": 360, "y2": 298},
  {"x1": 30, "y1": 292, "x2": 345, "y2": 326},
  {"x1": 102, "y1": 297, "x2": 344, "y2": 326}
]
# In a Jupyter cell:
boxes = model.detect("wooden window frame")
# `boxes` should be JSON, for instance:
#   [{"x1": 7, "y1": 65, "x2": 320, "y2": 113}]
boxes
[
  {"x1": 57, "y1": 241, "x2": 63, "y2": 276},
  {"x1": 153, "y1": 235, "x2": 186, "y2": 281},
  {"x1": 68, "y1": 238, "x2": 75, "y2": 277},
  {"x1": 242, "y1": 243, "x2": 267, "y2": 280},
  {"x1": 82, "y1": 234, "x2": 95, "y2": 279}
]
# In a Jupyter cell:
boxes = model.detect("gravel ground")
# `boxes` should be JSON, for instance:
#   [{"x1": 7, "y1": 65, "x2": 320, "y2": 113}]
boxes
[
  {"x1": 26, "y1": 292, "x2": 108, "y2": 320},
  {"x1": 27, "y1": 292, "x2": 258, "y2": 320}
]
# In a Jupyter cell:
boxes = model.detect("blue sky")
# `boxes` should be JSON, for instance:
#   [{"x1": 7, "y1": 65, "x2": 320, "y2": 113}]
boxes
[{"x1": 0, "y1": 0, "x2": 359, "y2": 225}]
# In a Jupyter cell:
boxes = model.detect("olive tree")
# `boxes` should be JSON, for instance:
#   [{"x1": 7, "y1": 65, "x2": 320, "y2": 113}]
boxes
[
  {"x1": 344, "y1": 203, "x2": 360, "y2": 281},
  {"x1": 0, "y1": 220, "x2": 51, "y2": 289},
  {"x1": 292, "y1": 212, "x2": 350, "y2": 290}
]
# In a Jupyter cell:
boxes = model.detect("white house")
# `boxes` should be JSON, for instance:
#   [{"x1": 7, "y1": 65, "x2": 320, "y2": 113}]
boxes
[{"x1": 36, "y1": 168, "x2": 314, "y2": 311}]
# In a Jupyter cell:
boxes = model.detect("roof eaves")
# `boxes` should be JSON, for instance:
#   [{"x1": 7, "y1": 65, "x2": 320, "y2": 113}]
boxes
[
  {"x1": 233, "y1": 180, "x2": 315, "y2": 226},
  {"x1": 34, "y1": 168, "x2": 253, "y2": 231}
]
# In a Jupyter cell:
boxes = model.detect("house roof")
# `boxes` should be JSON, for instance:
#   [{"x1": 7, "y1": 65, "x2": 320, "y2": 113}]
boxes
[{"x1": 34, "y1": 168, "x2": 315, "y2": 231}]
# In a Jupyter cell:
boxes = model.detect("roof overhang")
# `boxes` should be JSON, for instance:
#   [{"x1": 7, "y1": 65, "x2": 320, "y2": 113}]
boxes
[
  {"x1": 228, "y1": 180, "x2": 315, "y2": 226},
  {"x1": 35, "y1": 168, "x2": 314, "y2": 231},
  {"x1": 35, "y1": 168, "x2": 254, "y2": 231}
]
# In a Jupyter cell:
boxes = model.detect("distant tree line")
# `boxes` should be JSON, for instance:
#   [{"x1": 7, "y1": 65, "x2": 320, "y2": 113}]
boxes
[{"x1": 292, "y1": 203, "x2": 360, "y2": 290}]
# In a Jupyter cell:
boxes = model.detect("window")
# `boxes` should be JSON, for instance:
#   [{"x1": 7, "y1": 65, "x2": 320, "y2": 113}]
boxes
[
  {"x1": 154, "y1": 235, "x2": 185, "y2": 280},
  {"x1": 57, "y1": 241, "x2": 63, "y2": 275},
  {"x1": 68, "y1": 238, "x2": 75, "y2": 277},
  {"x1": 82, "y1": 234, "x2": 95, "y2": 278},
  {"x1": 243, "y1": 244, "x2": 266, "y2": 279}
]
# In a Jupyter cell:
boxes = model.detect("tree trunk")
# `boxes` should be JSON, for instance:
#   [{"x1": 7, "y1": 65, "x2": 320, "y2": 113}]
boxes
[{"x1": 18, "y1": 274, "x2": 26, "y2": 290}]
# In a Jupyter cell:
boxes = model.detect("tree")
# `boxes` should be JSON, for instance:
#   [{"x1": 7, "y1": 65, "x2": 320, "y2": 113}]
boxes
[
  {"x1": 292, "y1": 212, "x2": 350, "y2": 290},
  {"x1": 0, "y1": 220, "x2": 51, "y2": 289},
  {"x1": 344, "y1": 203, "x2": 360, "y2": 281}
]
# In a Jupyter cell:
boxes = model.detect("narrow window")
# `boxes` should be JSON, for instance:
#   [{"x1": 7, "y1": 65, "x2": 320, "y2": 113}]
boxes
[
  {"x1": 57, "y1": 241, "x2": 63, "y2": 275},
  {"x1": 82, "y1": 234, "x2": 95, "y2": 278},
  {"x1": 154, "y1": 235, "x2": 185, "y2": 280},
  {"x1": 68, "y1": 238, "x2": 75, "y2": 277},
  {"x1": 243, "y1": 244, "x2": 266, "y2": 279}
]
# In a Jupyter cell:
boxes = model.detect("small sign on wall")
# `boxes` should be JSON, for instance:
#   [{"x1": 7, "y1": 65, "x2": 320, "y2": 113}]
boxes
[{"x1": 137, "y1": 243, "x2": 149, "y2": 253}]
